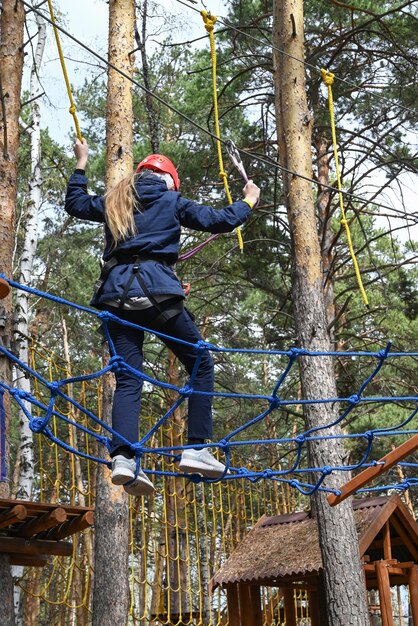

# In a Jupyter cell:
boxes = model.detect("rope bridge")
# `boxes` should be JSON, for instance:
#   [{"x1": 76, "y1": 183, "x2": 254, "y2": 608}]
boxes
[{"x1": 1, "y1": 274, "x2": 418, "y2": 503}]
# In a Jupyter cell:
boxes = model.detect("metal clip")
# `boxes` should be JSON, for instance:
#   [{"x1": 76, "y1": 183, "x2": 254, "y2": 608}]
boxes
[{"x1": 225, "y1": 140, "x2": 248, "y2": 182}]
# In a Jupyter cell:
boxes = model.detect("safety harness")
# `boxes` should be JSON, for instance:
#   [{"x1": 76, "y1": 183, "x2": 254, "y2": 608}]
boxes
[{"x1": 93, "y1": 253, "x2": 184, "y2": 327}]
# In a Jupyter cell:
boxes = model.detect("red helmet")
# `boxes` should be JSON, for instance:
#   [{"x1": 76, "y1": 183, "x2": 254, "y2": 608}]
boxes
[{"x1": 136, "y1": 154, "x2": 180, "y2": 191}]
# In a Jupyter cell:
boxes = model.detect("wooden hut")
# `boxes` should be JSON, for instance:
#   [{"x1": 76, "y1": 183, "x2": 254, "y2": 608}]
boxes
[{"x1": 210, "y1": 495, "x2": 418, "y2": 626}]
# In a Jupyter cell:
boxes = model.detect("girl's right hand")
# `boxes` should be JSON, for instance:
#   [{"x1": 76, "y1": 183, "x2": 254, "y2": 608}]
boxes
[
  {"x1": 243, "y1": 180, "x2": 260, "y2": 208},
  {"x1": 73, "y1": 138, "x2": 89, "y2": 169}
]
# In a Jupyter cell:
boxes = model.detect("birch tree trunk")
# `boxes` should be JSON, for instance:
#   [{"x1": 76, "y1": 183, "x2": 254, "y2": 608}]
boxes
[
  {"x1": 92, "y1": 2, "x2": 135, "y2": 625},
  {"x1": 272, "y1": 1, "x2": 369, "y2": 624},
  {"x1": 12, "y1": 7, "x2": 46, "y2": 625},
  {"x1": 0, "y1": 2, "x2": 25, "y2": 624},
  {"x1": 13, "y1": 4, "x2": 46, "y2": 505}
]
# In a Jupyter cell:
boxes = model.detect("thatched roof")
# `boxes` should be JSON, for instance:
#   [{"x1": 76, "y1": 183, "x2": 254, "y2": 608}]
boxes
[{"x1": 211, "y1": 495, "x2": 418, "y2": 590}]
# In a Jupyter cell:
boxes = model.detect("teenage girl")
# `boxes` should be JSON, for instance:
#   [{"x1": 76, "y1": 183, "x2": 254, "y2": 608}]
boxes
[{"x1": 65, "y1": 138, "x2": 260, "y2": 495}]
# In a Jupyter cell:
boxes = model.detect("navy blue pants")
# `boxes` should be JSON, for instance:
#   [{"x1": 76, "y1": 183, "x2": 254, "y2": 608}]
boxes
[{"x1": 104, "y1": 304, "x2": 214, "y2": 455}]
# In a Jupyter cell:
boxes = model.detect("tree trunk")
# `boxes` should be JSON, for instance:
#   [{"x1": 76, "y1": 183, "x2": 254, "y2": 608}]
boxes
[
  {"x1": 92, "y1": 2, "x2": 135, "y2": 625},
  {"x1": 272, "y1": 1, "x2": 369, "y2": 625},
  {"x1": 135, "y1": 0, "x2": 160, "y2": 153},
  {"x1": 197, "y1": 487, "x2": 211, "y2": 623},
  {"x1": 0, "y1": 554, "x2": 16, "y2": 626},
  {"x1": 165, "y1": 351, "x2": 188, "y2": 619},
  {"x1": 92, "y1": 371, "x2": 131, "y2": 626},
  {"x1": 105, "y1": 0, "x2": 134, "y2": 187},
  {"x1": 21, "y1": 569, "x2": 41, "y2": 626},
  {"x1": 0, "y1": 0, "x2": 25, "y2": 490},
  {"x1": 315, "y1": 135, "x2": 336, "y2": 335},
  {"x1": 0, "y1": 2, "x2": 25, "y2": 624}
]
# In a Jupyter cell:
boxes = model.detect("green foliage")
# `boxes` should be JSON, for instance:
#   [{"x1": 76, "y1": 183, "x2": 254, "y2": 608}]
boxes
[{"x1": 12, "y1": 0, "x2": 418, "y2": 502}]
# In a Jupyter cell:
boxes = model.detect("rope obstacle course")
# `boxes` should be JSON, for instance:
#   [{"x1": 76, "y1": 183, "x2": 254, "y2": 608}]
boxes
[
  {"x1": 2, "y1": 3, "x2": 417, "y2": 624},
  {"x1": 40, "y1": 0, "x2": 371, "y2": 293},
  {"x1": 6, "y1": 2, "x2": 417, "y2": 505},
  {"x1": 1, "y1": 274, "x2": 418, "y2": 504}
]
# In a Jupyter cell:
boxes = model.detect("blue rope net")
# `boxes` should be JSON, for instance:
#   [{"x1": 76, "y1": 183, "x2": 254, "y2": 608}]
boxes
[{"x1": 1, "y1": 273, "x2": 418, "y2": 499}]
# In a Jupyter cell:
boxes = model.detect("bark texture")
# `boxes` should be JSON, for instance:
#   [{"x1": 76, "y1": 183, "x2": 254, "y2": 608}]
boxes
[
  {"x1": 272, "y1": 1, "x2": 369, "y2": 624},
  {"x1": 0, "y1": 2, "x2": 25, "y2": 624},
  {"x1": 92, "y1": 2, "x2": 135, "y2": 625},
  {"x1": 0, "y1": 0, "x2": 25, "y2": 493},
  {"x1": 105, "y1": 0, "x2": 135, "y2": 188}
]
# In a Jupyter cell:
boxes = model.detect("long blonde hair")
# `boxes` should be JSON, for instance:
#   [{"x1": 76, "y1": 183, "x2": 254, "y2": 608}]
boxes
[{"x1": 104, "y1": 172, "x2": 139, "y2": 245}]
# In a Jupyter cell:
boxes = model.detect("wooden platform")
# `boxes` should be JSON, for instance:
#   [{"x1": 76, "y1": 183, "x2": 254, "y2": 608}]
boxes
[{"x1": 0, "y1": 498, "x2": 94, "y2": 567}]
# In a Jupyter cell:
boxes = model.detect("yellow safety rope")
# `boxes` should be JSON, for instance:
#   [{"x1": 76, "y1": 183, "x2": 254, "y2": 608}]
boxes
[
  {"x1": 201, "y1": 10, "x2": 244, "y2": 253},
  {"x1": 47, "y1": 0, "x2": 83, "y2": 141},
  {"x1": 321, "y1": 68, "x2": 368, "y2": 307}
]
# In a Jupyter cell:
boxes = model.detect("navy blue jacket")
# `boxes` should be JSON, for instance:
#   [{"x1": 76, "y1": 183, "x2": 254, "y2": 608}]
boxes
[{"x1": 65, "y1": 171, "x2": 252, "y2": 306}]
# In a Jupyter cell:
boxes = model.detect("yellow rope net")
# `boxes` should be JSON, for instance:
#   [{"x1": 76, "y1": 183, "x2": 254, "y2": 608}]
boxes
[
  {"x1": 15, "y1": 339, "x2": 309, "y2": 625},
  {"x1": 15, "y1": 339, "x2": 96, "y2": 621}
]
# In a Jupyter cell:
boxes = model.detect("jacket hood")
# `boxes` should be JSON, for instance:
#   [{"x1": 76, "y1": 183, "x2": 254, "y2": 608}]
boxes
[{"x1": 135, "y1": 173, "x2": 179, "y2": 206}]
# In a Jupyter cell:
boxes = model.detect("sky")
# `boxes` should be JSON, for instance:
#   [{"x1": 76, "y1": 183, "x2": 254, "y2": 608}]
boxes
[{"x1": 24, "y1": 0, "x2": 228, "y2": 145}]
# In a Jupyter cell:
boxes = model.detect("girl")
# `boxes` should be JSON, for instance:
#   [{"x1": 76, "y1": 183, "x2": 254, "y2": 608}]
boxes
[{"x1": 65, "y1": 139, "x2": 260, "y2": 496}]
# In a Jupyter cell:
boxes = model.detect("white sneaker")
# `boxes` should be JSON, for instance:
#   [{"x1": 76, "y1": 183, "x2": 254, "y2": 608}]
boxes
[
  {"x1": 179, "y1": 447, "x2": 229, "y2": 478},
  {"x1": 111, "y1": 455, "x2": 155, "y2": 496},
  {"x1": 123, "y1": 470, "x2": 155, "y2": 496},
  {"x1": 111, "y1": 455, "x2": 135, "y2": 485}
]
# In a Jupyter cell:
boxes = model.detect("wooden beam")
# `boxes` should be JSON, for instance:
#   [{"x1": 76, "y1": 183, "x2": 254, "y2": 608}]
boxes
[
  {"x1": 376, "y1": 560, "x2": 394, "y2": 626},
  {"x1": 39, "y1": 510, "x2": 94, "y2": 541},
  {"x1": 362, "y1": 564, "x2": 376, "y2": 572},
  {"x1": 226, "y1": 585, "x2": 240, "y2": 626},
  {"x1": 249, "y1": 586, "x2": 263, "y2": 626},
  {"x1": 369, "y1": 537, "x2": 404, "y2": 551},
  {"x1": 0, "y1": 536, "x2": 72, "y2": 557},
  {"x1": 283, "y1": 587, "x2": 297, "y2": 626},
  {"x1": 18, "y1": 507, "x2": 67, "y2": 538},
  {"x1": 238, "y1": 584, "x2": 254, "y2": 626},
  {"x1": 390, "y1": 497, "x2": 418, "y2": 554},
  {"x1": 0, "y1": 504, "x2": 27, "y2": 529},
  {"x1": 365, "y1": 561, "x2": 415, "y2": 576},
  {"x1": 359, "y1": 498, "x2": 398, "y2": 557},
  {"x1": 308, "y1": 590, "x2": 321, "y2": 626},
  {"x1": 0, "y1": 277, "x2": 11, "y2": 299},
  {"x1": 408, "y1": 565, "x2": 418, "y2": 626},
  {"x1": 366, "y1": 577, "x2": 409, "y2": 591},
  {"x1": 379, "y1": 566, "x2": 410, "y2": 577},
  {"x1": 383, "y1": 522, "x2": 392, "y2": 561},
  {"x1": 0, "y1": 497, "x2": 93, "y2": 516},
  {"x1": 389, "y1": 516, "x2": 418, "y2": 563},
  {"x1": 328, "y1": 434, "x2": 418, "y2": 506},
  {"x1": 9, "y1": 554, "x2": 49, "y2": 567}
]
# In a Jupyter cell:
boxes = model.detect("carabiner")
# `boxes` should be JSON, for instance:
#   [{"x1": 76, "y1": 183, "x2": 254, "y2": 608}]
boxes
[{"x1": 225, "y1": 140, "x2": 248, "y2": 182}]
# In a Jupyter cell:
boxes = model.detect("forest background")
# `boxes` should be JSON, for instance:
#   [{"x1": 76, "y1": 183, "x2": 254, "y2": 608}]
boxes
[{"x1": 3, "y1": 0, "x2": 418, "y2": 623}]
